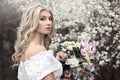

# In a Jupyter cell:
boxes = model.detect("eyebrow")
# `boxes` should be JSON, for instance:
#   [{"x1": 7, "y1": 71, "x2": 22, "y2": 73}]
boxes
[{"x1": 40, "y1": 15, "x2": 52, "y2": 17}]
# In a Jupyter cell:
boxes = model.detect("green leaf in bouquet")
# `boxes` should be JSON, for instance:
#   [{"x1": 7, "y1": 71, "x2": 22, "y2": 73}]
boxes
[
  {"x1": 65, "y1": 49, "x2": 73, "y2": 58},
  {"x1": 78, "y1": 58, "x2": 85, "y2": 62},
  {"x1": 73, "y1": 47, "x2": 81, "y2": 58},
  {"x1": 57, "y1": 45, "x2": 62, "y2": 51}
]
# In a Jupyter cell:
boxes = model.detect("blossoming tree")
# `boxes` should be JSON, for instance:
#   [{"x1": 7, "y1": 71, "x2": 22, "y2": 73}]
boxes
[{"x1": 0, "y1": 0, "x2": 120, "y2": 80}]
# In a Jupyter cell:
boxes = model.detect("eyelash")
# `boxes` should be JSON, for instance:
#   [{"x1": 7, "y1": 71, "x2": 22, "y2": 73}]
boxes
[{"x1": 40, "y1": 17, "x2": 53, "y2": 21}]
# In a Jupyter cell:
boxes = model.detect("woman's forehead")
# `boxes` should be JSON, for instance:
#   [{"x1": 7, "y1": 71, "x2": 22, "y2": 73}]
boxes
[{"x1": 40, "y1": 10, "x2": 52, "y2": 17}]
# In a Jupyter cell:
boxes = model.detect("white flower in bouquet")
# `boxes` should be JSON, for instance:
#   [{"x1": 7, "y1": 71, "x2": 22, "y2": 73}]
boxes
[{"x1": 65, "y1": 56, "x2": 79, "y2": 68}]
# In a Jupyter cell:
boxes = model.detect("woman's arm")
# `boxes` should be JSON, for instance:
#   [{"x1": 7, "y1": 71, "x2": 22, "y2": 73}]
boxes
[{"x1": 42, "y1": 72, "x2": 55, "y2": 80}]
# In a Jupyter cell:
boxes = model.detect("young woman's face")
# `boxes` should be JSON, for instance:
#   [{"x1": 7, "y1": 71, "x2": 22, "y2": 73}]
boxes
[{"x1": 36, "y1": 10, "x2": 53, "y2": 35}]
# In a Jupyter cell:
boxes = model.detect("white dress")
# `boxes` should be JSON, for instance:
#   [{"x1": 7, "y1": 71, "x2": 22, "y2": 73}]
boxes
[{"x1": 18, "y1": 50, "x2": 63, "y2": 80}]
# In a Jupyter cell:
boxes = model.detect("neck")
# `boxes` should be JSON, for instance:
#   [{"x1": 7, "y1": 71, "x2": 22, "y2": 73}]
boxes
[{"x1": 31, "y1": 32, "x2": 45, "y2": 46}]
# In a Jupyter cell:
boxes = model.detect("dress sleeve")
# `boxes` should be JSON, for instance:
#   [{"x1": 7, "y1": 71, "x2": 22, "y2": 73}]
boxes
[{"x1": 25, "y1": 50, "x2": 61, "y2": 80}]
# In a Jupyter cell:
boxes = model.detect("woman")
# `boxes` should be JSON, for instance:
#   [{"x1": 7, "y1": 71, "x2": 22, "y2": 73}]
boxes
[{"x1": 12, "y1": 3, "x2": 63, "y2": 80}]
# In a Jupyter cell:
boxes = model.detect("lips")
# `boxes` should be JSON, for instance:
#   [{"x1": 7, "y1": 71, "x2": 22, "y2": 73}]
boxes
[
  {"x1": 46, "y1": 27, "x2": 51, "y2": 31},
  {"x1": 46, "y1": 27, "x2": 51, "y2": 29}
]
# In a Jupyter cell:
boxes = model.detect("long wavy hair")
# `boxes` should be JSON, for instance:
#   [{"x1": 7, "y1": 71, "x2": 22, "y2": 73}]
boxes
[{"x1": 12, "y1": 3, "x2": 55, "y2": 67}]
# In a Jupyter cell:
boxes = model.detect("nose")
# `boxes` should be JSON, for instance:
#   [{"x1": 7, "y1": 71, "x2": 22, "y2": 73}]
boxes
[{"x1": 46, "y1": 19, "x2": 52, "y2": 25}]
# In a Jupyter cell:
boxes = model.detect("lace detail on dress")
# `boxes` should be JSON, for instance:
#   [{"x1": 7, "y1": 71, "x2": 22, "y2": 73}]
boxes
[{"x1": 18, "y1": 50, "x2": 63, "y2": 80}]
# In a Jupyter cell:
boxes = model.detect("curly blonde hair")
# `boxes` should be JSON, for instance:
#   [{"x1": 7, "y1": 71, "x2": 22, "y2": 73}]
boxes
[{"x1": 12, "y1": 3, "x2": 55, "y2": 67}]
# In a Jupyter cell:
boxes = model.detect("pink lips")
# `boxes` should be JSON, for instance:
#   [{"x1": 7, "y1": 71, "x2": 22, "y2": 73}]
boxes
[{"x1": 46, "y1": 27, "x2": 51, "y2": 30}]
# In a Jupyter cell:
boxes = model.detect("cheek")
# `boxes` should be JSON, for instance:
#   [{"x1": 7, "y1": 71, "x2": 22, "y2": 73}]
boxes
[
  {"x1": 37, "y1": 22, "x2": 45, "y2": 29},
  {"x1": 36, "y1": 23, "x2": 43, "y2": 32},
  {"x1": 36, "y1": 25, "x2": 43, "y2": 32},
  {"x1": 38, "y1": 21, "x2": 44, "y2": 27},
  {"x1": 36, "y1": 22, "x2": 48, "y2": 34}
]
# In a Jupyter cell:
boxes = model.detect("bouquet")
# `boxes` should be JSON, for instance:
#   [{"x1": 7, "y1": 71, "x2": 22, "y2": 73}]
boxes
[{"x1": 55, "y1": 40, "x2": 96, "y2": 80}]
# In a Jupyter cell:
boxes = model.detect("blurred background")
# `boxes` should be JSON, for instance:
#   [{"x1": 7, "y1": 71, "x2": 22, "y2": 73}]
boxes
[{"x1": 0, "y1": 0, "x2": 120, "y2": 80}]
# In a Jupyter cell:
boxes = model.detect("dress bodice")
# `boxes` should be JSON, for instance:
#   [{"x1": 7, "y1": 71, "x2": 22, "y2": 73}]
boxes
[{"x1": 18, "y1": 50, "x2": 63, "y2": 80}]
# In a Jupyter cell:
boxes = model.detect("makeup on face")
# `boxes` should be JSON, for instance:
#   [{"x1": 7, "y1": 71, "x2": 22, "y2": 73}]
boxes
[{"x1": 36, "y1": 10, "x2": 53, "y2": 35}]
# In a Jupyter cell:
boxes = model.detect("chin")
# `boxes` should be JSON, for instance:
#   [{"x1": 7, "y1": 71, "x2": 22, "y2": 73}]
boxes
[
  {"x1": 44, "y1": 32, "x2": 51, "y2": 35},
  {"x1": 39, "y1": 31, "x2": 51, "y2": 35}
]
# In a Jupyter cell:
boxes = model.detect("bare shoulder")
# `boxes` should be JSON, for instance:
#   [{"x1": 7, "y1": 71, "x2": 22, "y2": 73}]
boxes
[{"x1": 24, "y1": 45, "x2": 47, "y2": 58}]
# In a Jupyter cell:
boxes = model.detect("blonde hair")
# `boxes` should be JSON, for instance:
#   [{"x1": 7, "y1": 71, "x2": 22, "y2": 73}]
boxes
[{"x1": 12, "y1": 3, "x2": 55, "y2": 67}]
